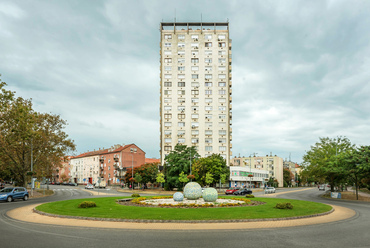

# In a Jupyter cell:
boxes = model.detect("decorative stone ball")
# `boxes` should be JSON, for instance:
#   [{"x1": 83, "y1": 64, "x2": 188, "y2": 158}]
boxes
[
  {"x1": 173, "y1": 192, "x2": 184, "y2": 202},
  {"x1": 183, "y1": 182, "x2": 202, "y2": 200},
  {"x1": 202, "y1": 188, "x2": 218, "y2": 202}
]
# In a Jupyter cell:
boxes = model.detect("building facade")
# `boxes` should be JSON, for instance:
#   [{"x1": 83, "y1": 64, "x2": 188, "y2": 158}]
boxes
[
  {"x1": 229, "y1": 167, "x2": 269, "y2": 188},
  {"x1": 230, "y1": 155, "x2": 284, "y2": 187},
  {"x1": 159, "y1": 22, "x2": 233, "y2": 166}
]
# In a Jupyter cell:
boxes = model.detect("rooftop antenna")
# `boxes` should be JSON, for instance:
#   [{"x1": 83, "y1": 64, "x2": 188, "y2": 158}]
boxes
[
  {"x1": 289, "y1": 153, "x2": 291, "y2": 162},
  {"x1": 174, "y1": 8, "x2": 176, "y2": 23},
  {"x1": 201, "y1": 13, "x2": 202, "y2": 23}
]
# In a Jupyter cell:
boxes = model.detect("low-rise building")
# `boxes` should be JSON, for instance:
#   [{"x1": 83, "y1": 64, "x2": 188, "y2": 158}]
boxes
[{"x1": 229, "y1": 166, "x2": 269, "y2": 188}]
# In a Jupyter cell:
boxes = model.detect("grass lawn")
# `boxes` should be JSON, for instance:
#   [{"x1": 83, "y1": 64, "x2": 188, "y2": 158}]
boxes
[{"x1": 36, "y1": 196, "x2": 332, "y2": 220}]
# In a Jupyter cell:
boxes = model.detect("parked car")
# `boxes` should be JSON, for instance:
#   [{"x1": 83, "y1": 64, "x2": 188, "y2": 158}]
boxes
[
  {"x1": 68, "y1": 182, "x2": 77, "y2": 186},
  {"x1": 233, "y1": 188, "x2": 252, "y2": 195},
  {"x1": 0, "y1": 187, "x2": 29, "y2": 202},
  {"x1": 225, "y1": 187, "x2": 241, "y2": 195},
  {"x1": 85, "y1": 184, "x2": 94, "y2": 189},
  {"x1": 265, "y1": 187, "x2": 276, "y2": 194}
]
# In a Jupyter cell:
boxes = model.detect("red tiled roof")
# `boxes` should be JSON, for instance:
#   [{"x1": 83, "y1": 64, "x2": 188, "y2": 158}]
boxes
[
  {"x1": 145, "y1": 158, "x2": 160, "y2": 163},
  {"x1": 71, "y1": 144, "x2": 145, "y2": 158}
]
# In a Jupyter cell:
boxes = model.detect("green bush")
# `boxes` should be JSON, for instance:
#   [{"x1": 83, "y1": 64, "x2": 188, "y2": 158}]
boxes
[
  {"x1": 245, "y1": 194, "x2": 255, "y2": 198},
  {"x1": 78, "y1": 201, "x2": 97, "y2": 208},
  {"x1": 274, "y1": 202, "x2": 293, "y2": 209},
  {"x1": 131, "y1": 193, "x2": 141, "y2": 197}
]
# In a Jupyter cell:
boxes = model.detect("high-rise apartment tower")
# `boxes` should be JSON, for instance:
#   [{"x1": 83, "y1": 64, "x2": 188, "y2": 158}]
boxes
[{"x1": 160, "y1": 22, "x2": 232, "y2": 166}]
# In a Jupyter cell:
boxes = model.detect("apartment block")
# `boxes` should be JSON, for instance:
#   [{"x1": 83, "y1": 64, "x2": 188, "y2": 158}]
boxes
[{"x1": 160, "y1": 22, "x2": 232, "y2": 165}]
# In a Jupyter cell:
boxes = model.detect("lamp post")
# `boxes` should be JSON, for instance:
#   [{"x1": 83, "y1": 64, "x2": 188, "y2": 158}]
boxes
[
  {"x1": 189, "y1": 149, "x2": 192, "y2": 181},
  {"x1": 130, "y1": 148, "x2": 137, "y2": 190}
]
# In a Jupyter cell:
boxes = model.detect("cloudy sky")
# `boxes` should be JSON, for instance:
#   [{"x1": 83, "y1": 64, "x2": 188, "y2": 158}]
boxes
[{"x1": 1, "y1": 0, "x2": 370, "y2": 163}]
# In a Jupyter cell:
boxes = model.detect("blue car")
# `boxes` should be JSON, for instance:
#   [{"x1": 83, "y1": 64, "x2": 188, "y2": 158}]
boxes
[{"x1": 0, "y1": 187, "x2": 29, "y2": 202}]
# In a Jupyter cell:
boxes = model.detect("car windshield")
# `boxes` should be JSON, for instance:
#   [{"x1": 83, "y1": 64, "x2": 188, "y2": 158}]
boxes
[{"x1": 0, "y1": 188, "x2": 14, "y2": 193}]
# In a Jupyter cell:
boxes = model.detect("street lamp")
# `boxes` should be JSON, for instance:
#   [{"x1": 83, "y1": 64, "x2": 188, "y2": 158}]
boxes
[{"x1": 130, "y1": 148, "x2": 137, "y2": 190}]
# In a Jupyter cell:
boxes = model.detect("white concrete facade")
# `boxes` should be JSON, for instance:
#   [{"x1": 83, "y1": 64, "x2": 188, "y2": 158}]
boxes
[
  {"x1": 160, "y1": 22, "x2": 232, "y2": 165},
  {"x1": 70, "y1": 155, "x2": 100, "y2": 184},
  {"x1": 229, "y1": 166, "x2": 269, "y2": 188}
]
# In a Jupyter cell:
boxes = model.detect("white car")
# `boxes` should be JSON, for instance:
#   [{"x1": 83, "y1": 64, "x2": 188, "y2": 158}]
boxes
[
  {"x1": 85, "y1": 184, "x2": 94, "y2": 190},
  {"x1": 265, "y1": 187, "x2": 276, "y2": 194}
]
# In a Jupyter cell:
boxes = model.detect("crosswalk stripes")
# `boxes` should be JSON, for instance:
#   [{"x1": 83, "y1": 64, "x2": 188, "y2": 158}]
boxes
[{"x1": 53, "y1": 189, "x2": 78, "y2": 191}]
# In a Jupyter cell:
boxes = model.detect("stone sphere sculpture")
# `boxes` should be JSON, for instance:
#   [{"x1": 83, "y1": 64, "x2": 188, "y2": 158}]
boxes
[
  {"x1": 173, "y1": 192, "x2": 184, "y2": 202},
  {"x1": 202, "y1": 188, "x2": 218, "y2": 202},
  {"x1": 183, "y1": 182, "x2": 202, "y2": 200}
]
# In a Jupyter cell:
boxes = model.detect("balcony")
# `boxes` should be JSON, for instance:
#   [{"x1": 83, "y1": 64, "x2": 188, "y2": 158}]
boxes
[{"x1": 114, "y1": 157, "x2": 119, "y2": 162}]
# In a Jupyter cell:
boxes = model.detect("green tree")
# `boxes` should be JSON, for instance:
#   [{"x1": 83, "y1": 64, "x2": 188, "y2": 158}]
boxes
[
  {"x1": 283, "y1": 168, "x2": 294, "y2": 187},
  {"x1": 0, "y1": 78, "x2": 75, "y2": 187},
  {"x1": 192, "y1": 154, "x2": 229, "y2": 186},
  {"x1": 302, "y1": 136, "x2": 355, "y2": 191},
  {"x1": 134, "y1": 173, "x2": 142, "y2": 188},
  {"x1": 164, "y1": 144, "x2": 199, "y2": 190},
  {"x1": 156, "y1": 172, "x2": 165, "y2": 190},
  {"x1": 205, "y1": 172, "x2": 213, "y2": 186},
  {"x1": 178, "y1": 171, "x2": 189, "y2": 189}
]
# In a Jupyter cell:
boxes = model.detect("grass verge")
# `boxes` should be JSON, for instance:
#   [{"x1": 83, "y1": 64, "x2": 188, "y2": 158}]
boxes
[{"x1": 35, "y1": 196, "x2": 332, "y2": 220}]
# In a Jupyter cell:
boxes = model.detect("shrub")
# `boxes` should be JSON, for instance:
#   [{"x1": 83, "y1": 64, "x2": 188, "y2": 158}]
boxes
[
  {"x1": 78, "y1": 201, "x2": 97, "y2": 208},
  {"x1": 275, "y1": 202, "x2": 293, "y2": 209},
  {"x1": 245, "y1": 194, "x2": 255, "y2": 198},
  {"x1": 131, "y1": 193, "x2": 141, "y2": 197}
]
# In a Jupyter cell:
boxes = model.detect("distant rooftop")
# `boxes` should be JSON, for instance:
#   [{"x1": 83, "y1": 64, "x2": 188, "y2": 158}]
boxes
[{"x1": 161, "y1": 22, "x2": 229, "y2": 31}]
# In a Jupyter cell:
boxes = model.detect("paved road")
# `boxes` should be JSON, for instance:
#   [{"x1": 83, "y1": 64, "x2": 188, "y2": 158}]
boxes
[{"x1": 1, "y1": 186, "x2": 369, "y2": 248}]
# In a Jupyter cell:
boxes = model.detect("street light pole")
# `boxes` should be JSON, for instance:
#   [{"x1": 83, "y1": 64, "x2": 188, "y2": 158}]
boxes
[
  {"x1": 189, "y1": 149, "x2": 192, "y2": 181},
  {"x1": 130, "y1": 148, "x2": 137, "y2": 190}
]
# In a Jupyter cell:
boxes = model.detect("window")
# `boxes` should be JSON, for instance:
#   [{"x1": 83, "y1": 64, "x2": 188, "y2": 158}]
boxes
[
  {"x1": 205, "y1": 58, "x2": 212, "y2": 63},
  {"x1": 218, "y1": 74, "x2": 226, "y2": 79},
  {"x1": 192, "y1": 138, "x2": 199, "y2": 144},
  {"x1": 178, "y1": 106, "x2": 185, "y2": 111},
  {"x1": 192, "y1": 106, "x2": 199, "y2": 111},
  {"x1": 219, "y1": 146, "x2": 226, "y2": 151},
  {"x1": 219, "y1": 130, "x2": 227, "y2": 135},
  {"x1": 205, "y1": 82, "x2": 212, "y2": 87},
  {"x1": 205, "y1": 98, "x2": 213, "y2": 103},
  {"x1": 191, "y1": 114, "x2": 199, "y2": 119},
  {"x1": 178, "y1": 58, "x2": 185, "y2": 63},
  {"x1": 218, "y1": 82, "x2": 226, "y2": 87},
  {"x1": 165, "y1": 138, "x2": 172, "y2": 143},
  {"x1": 218, "y1": 50, "x2": 226, "y2": 55},
  {"x1": 191, "y1": 43, "x2": 199, "y2": 48},
  {"x1": 191, "y1": 34, "x2": 199, "y2": 39},
  {"x1": 178, "y1": 122, "x2": 185, "y2": 127},
  {"x1": 164, "y1": 74, "x2": 172, "y2": 79},
  {"x1": 164, "y1": 34, "x2": 172, "y2": 39},
  {"x1": 205, "y1": 50, "x2": 212, "y2": 56},
  {"x1": 164, "y1": 114, "x2": 172, "y2": 119},
  {"x1": 218, "y1": 58, "x2": 226, "y2": 63},
  {"x1": 205, "y1": 42, "x2": 212, "y2": 47},
  {"x1": 164, "y1": 146, "x2": 172, "y2": 151},
  {"x1": 191, "y1": 82, "x2": 199, "y2": 87},
  {"x1": 205, "y1": 90, "x2": 212, "y2": 95},
  {"x1": 191, "y1": 122, "x2": 199, "y2": 127},
  {"x1": 219, "y1": 114, "x2": 226, "y2": 119},
  {"x1": 191, "y1": 58, "x2": 199, "y2": 63},
  {"x1": 164, "y1": 66, "x2": 172, "y2": 71},
  {"x1": 218, "y1": 66, "x2": 226, "y2": 71},
  {"x1": 192, "y1": 130, "x2": 199, "y2": 135},
  {"x1": 191, "y1": 50, "x2": 198, "y2": 55},
  {"x1": 164, "y1": 98, "x2": 171, "y2": 103},
  {"x1": 178, "y1": 113, "x2": 185, "y2": 119},
  {"x1": 191, "y1": 98, "x2": 199, "y2": 103},
  {"x1": 219, "y1": 106, "x2": 226, "y2": 111},
  {"x1": 178, "y1": 34, "x2": 185, "y2": 39},
  {"x1": 205, "y1": 106, "x2": 213, "y2": 111},
  {"x1": 164, "y1": 130, "x2": 172, "y2": 135},
  {"x1": 218, "y1": 42, "x2": 226, "y2": 47},
  {"x1": 219, "y1": 98, "x2": 226, "y2": 103},
  {"x1": 177, "y1": 130, "x2": 185, "y2": 136},
  {"x1": 164, "y1": 51, "x2": 172, "y2": 55},
  {"x1": 219, "y1": 90, "x2": 226, "y2": 95},
  {"x1": 206, "y1": 122, "x2": 213, "y2": 128},
  {"x1": 219, "y1": 122, "x2": 226, "y2": 127},
  {"x1": 164, "y1": 82, "x2": 172, "y2": 87},
  {"x1": 178, "y1": 43, "x2": 185, "y2": 48},
  {"x1": 178, "y1": 66, "x2": 185, "y2": 71},
  {"x1": 205, "y1": 130, "x2": 213, "y2": 135},
  {"x1": 205, "y1": 138, "x2": 213, "y2": 143},
  {"x1": 164, "y1": 122, "x2": 172, "y2": 127},
  {"x1": 191, "y1": 66, "x2": 199, "y2": 71},
  {"x1": 205, "y1": 146, "x2": 213, "y2": 152},
  {"x1": 205, "y1": 34, "x2": 212, "y2": 39},
  {"x1": 178, "y1": 82, "x2": 185, "y2": 87},
  {"x1": 178, "y1": 138, "x2": 185, "y2": 143},
  {"x1": 178, "y1": 74, "x2": 185, "y2": 79},
  {"x1": 192, "y1": 74, "x2": 199, "y2": 79},
  {"x1": 218, "y1": 34, "x2": 226, "y2": 40},
  {"x1": 205, "y1": 66, "x2": 212, "y2": 72},
  {"x1": 178, "y1": 90, "x2": 185, "y2": 95},
  {"x1": 164, "y1": 90, "x2": 171, "y2": 95},
  {"x1": 205, "y1": 74, "x2": 212, "y2": 79},
  {"x1": 164, "y1": 106, "x2": 172, "y2": 111},
  {"x1": 205, "y1": 114, "x2": 212, "y2": 119},
  {"x1": 178, "y1": 51, "x2": 185, "y2": 56},
  {"x1": 164, "y1": 58, "x2": 172, "y2": 63},
  {"x1": 178, "y1": 98, "x2": 185, "y2": 103},
  {"x1": 219, "y1": 138, "x2": 226, "y2": 143},
  {"x1": 164, "y1": 42, "x2": 171, "y2": 47}
]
